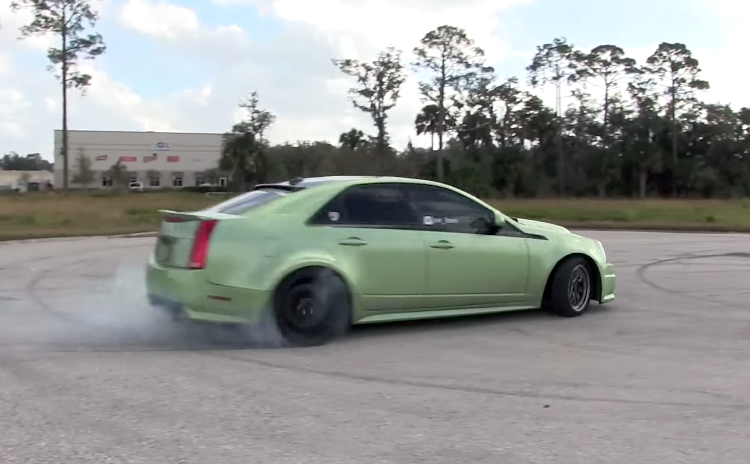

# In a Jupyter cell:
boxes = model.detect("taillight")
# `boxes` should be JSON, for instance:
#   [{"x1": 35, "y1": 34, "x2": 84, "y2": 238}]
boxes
[{"x1": 187, "y1": 220, "x2": 218, "y2": 269}]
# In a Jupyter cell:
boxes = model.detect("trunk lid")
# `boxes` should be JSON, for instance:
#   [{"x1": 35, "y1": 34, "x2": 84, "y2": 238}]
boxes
[{"x1": 154, "y1": 210, "x2": 236, "y2": 268}]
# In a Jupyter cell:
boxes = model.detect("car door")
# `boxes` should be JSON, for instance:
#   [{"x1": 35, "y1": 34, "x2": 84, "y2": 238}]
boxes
[
  {"x1": 308, "y1": 183, "x2": 429, "y2": 312},
  {"x1": 403, "y1": 183, "x2": 530, "y2": 309}
]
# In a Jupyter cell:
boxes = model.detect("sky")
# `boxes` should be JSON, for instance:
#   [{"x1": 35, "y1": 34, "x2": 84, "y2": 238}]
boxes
[{"x1": 0, "y1": 0, "x2": 744, "y2": 160}]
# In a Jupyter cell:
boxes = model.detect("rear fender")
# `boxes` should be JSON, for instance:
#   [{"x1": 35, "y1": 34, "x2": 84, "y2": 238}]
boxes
[
  {"x1": 202, "y1": 218, "x2": 272, "y2": 288},
  {"x1": 265, "y1": 257, "x2": 365, "y2": 316}
]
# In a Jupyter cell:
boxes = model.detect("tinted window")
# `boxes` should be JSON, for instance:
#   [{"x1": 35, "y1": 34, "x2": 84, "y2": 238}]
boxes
[
  {"x1": 207, "y1": 189, "x2": 286, "y2": 214},
  {"x1": 405, "y1": 184, "x2": 494, "y2": 234},
  {"x1": 314, "y1": 184, "x2": 421, "y2": 227}
]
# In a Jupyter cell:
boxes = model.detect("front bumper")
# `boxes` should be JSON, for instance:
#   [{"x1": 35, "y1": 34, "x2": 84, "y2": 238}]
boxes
[
  {"x1": 146, "y1": 257, "x2": 271, "y2": 325},
  {"x1": 599, "y1": 262, "x2": 616, "y2": 304}
]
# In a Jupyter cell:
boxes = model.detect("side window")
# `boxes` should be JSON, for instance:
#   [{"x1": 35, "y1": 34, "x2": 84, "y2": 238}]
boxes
[
  {"x1": 405, "y1": 184, "x2": 494, "y2": 234},
  {"x1": 311, "y1": 184, "x2": 421, "y2": 228}
]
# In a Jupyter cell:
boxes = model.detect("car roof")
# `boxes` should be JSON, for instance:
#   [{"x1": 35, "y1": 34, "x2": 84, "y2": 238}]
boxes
[
  {"x1": 258, "y1": 175, "x2": 449, "y2": 190},
  {"x1": 277, "y1": 175, "x2": 374, "y2": 187}
]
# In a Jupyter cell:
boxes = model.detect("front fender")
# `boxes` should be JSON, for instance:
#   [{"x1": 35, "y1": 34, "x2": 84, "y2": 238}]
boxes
[{"x1": 524, "y1": 231, "x2": 608, "y2": 305}]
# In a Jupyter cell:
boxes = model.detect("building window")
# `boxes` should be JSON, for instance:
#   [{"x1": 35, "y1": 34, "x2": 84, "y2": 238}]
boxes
[
  {"x1": 195, "y1": 177, "x2": 205, "y2": 186},
  {"x1": 172, "y1": 176, "x2": 183, "y2": 187},
  {"x1": 149, "y1": 175, "x2": 160, "y2": 187},
  {"x1": 102, "y1": 176, "x2": 113, "y2": 187},
  {"x1": 129, "y1": 175, "x2": 138, "y2": 185}
]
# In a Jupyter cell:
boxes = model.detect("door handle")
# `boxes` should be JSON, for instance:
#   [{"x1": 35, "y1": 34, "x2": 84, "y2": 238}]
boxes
[
  {"x1": 429, "y1": 240, "x2": 454, "y2": 249},
  {"x1": 338, "y1": 237, "x2": 368, "y2": 246}
]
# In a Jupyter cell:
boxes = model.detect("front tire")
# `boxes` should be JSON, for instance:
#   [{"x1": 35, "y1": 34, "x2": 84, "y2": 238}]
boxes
[
  {"x1": 549, "y1": 257, "x2": 593, "y2": 317},
  {"x1": 272, "y1": 268, "x2": 351, "y2": 347}
]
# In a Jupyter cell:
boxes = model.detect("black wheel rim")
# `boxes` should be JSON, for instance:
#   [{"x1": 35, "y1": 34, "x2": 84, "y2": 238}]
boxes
[
  {"x1": 568, "y1": 264, "x2": 591, "y2": 311},
  {"x1": 281, "y1": 285, "x2": 327, "y2": 333}
]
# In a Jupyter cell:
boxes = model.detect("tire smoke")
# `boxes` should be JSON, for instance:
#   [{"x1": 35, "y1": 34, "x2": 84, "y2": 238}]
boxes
[{"x1": 27, "y1": 255, "x2": 289, "y2": 351}]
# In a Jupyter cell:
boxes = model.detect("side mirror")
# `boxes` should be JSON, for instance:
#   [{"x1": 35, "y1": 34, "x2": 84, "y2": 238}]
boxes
[{"x1": 471, "y1": 215, "x2": 503, "y2": 235}]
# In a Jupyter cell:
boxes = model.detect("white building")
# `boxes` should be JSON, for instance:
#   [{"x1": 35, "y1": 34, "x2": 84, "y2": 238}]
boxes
[{"x1": 53, "y1": 130, "x2": 226, "y2": 189}]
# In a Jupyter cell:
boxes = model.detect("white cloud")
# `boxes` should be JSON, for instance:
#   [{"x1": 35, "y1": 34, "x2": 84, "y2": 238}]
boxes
[
  {"x1": 119, "y1": 0, "x2": 201, "y2": 40},
  {"x1": 266, "y1": 0, "x2": 527, "y2": 61},
  {"x1": 0, "y1": 53, "x2": 12, "y2": 75},
  {"x1": 0, "y1": 88, "x2": 31, "y2": 138},
  {"x1": 685, "y1": 0, "x2": 750, "y2": 107}
]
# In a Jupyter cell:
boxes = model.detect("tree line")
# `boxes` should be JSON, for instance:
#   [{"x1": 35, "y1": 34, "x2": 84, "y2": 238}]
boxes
[
  {"x1": 218, "y1": 27, "x2": 744, "y2": 198},
  {"x1": 0, "y1": 152, "x2": 53, "y2": 171},
  {"x1": 10, "y1": 0, "x2": 747, "y2": 198}
]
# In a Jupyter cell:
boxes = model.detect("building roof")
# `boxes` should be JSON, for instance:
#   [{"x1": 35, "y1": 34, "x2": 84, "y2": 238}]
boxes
[{"x1": 53, "y1": 129, "x2": 225, "y2": 136}]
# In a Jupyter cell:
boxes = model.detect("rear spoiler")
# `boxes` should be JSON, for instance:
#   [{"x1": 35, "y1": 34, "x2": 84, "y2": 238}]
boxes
[
  {"x1": 158, "y1": 210, "x2": 238, "y2": 221},
  {"x1": 252, "y1": 184, "x2": 305, "y2": 192}
]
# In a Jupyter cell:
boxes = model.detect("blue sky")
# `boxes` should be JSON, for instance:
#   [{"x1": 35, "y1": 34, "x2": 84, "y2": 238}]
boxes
[{"x1": 0, "y1": 0, "x2": 735, "y2": 158}]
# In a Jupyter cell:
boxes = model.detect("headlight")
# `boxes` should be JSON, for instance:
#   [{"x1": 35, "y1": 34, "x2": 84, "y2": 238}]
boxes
[{"x1": 594, "y1": 240, "x2": 606, "y2": 262}]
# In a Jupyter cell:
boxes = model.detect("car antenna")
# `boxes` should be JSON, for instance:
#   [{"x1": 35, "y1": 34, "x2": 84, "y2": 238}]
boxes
[{"x1": 289, "y1": 177, "x2": 304, "y2": 186}]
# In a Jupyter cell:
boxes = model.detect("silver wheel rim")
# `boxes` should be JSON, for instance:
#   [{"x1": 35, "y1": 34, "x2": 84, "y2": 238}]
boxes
[{"x1": 568, "y1": 264, "x2": 591, "y2": 311}]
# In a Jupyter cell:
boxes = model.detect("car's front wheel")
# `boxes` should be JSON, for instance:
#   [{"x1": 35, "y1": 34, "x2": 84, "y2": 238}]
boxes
[
  {"x1": 272, "y1": 268, "x2": 351, "y2": 347},
  {"x1": 549, "y1": 257, "x2": 593, "y2": 317}
]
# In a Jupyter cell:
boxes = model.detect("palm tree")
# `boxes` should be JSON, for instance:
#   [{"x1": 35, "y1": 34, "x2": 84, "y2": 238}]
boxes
[
  {"x1": 338, "y1": 128, "x2": 367, "y2": 151},
  {"x1": 415, "y1": 104, "x2": 439, "y2": 151}
]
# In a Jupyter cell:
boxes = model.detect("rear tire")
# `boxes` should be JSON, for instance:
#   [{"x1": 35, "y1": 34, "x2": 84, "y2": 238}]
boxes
[
  {"x1": 549, "y1": 257, "x2": 593, "y2": 317},
  {"x1": 272, "y1": 268, "x2": 351, "y2": 347}
]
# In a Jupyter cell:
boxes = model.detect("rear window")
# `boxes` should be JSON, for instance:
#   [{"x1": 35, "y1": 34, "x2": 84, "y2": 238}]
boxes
[{"x1": 205, "y1": 189, "x2": 288, "y2": 215}]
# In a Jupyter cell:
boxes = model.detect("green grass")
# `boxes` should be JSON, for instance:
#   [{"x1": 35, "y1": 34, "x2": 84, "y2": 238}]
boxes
[
  {"x1": 2, "y1": 191, "x2": 750, "y2": 241},
  {"x1": 488, "y1": 198, "x2": 750, "y2": 231},
  {"x1": 0, "y1": 191, "x2": 220, "y2": 241}
]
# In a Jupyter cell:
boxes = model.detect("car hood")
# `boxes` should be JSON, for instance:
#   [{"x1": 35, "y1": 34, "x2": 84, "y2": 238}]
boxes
[{"x1": 511, "y1": 217, "x2": 571, "y2": 235}]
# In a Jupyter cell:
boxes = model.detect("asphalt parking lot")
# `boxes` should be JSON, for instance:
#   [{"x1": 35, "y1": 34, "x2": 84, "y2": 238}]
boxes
[{"x1": 1, "y1": 231, "x2": 749, "y2": 464}]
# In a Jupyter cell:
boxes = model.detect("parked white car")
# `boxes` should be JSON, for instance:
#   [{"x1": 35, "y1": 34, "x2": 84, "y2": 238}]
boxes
[{"x1": 128, "y1": 181, "x2": 145, "y2": 192}]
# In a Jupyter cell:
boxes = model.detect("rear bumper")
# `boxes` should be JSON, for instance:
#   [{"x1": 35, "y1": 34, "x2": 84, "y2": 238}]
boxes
[
  {"x1": 599, "y1": 262, "x2": 616, "y2": 304},
  {"x1": 145, "y1": 256, "x2": 271, "y2": 325}
]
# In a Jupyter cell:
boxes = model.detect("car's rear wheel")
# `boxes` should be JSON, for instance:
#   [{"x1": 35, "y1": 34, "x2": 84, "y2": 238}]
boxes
[
  {"x1": 272, "y1": 268, "x2": 351, "y2": 347},
  {"x1": 549, "y1": 256, "x2": 593, "y2": 317}
]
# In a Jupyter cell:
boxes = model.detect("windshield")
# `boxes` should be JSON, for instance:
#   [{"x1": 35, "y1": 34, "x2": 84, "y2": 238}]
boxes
[{"x1": 204, "y1": 188, "x2": 288, "y2": 215}]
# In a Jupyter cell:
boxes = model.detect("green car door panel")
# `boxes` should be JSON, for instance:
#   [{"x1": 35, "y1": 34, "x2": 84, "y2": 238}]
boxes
[
  {"x1": 145, "y1": 176, "x2": 617, "y2": 345},
  {"x1": 316, "y1": 227, "x2": 429, "y2": 311},
  {"x1": 421, "y1": 230, "x2": 530, "y2": 308}
]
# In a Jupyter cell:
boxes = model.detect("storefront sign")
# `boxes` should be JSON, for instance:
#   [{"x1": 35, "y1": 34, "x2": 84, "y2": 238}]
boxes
[
  {"x1": 120, "y1": 156, "x2": 136, "y2": 162},
  {"x1": 154, "y1": 142, "x2": 170, "y2": 150},
  {"x1": 167, "y1": 156, "x2": 180, "y2": 162}
]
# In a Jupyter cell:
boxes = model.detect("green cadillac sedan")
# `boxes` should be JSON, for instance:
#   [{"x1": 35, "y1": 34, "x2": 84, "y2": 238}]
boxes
[{"x1": 146, "y1": 176, "x2": 616, "y2": 346}]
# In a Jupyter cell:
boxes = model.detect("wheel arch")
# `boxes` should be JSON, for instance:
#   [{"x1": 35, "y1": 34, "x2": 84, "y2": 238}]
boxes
[
  {"x1": 270, "y1": 264, "x2": 357, "y2": 319},
  {"x1": 542, "y1": 253, "x2": 602, "y2": 304}
]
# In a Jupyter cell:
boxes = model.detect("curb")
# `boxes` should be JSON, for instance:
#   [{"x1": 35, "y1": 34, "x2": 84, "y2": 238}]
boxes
[
  {"x1": 0, "y1": 231, "x2": 158, "y2": 245},
  {"x1": 113, "y1": 231, "x2": 158, "y2": 238}
]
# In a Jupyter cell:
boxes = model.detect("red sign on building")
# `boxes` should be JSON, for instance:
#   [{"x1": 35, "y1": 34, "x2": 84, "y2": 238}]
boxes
[
  {"x1": 95, "y1": 155, "x2": 107, "y2": 161},
  {"x1": 119, "y1": 156, "x2": 136, "y2": 162},
  {"x1": 167, "y1": 156, "x2": 180, "y2": 162}
]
